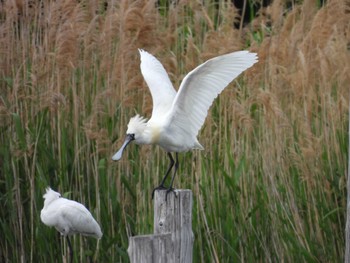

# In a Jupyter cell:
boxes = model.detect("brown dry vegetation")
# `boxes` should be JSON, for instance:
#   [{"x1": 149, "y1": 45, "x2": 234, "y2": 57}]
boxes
[{"x1": 0, "y1": 0, "x2": 349, "y2": 262}]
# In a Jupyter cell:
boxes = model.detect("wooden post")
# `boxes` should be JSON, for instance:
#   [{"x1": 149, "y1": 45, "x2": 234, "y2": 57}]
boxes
[{"x1": 128, "y1": 189, "x2": 194, "y2": 263}]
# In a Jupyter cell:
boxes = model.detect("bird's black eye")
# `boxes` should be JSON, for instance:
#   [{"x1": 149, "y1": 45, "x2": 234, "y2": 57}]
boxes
[{"x1": 130, "y1": 134, "x2": 135, "y2": 140}]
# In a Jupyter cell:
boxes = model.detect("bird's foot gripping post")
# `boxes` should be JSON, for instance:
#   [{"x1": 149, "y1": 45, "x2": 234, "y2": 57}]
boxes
[
  {"x1": 151, "y1": 184, "x2": 167, "y2": 199},
  {"x1": 151, "y1": 152, "x2": 179, "y2": 201},
  {"x1": 151, "y1": 186, "x2": 178, "y2": 201},
  {"x1": 128, "y1": 189, "x2": 194, "y2": 263},
  {"x1": 165, "y1": 187, "x2": 178, "y2": 201}
]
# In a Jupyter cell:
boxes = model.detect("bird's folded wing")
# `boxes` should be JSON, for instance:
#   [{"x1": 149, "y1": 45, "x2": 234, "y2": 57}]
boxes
[
  {"x1": 168, "y1": 51, "x2": 258, "y2": 138},
  {"x1": 60, "y1": 202, "x2": 101, "y2": 236},
  {"x1": 139, "y1": 49, "x2": 177, "y2": 117}
]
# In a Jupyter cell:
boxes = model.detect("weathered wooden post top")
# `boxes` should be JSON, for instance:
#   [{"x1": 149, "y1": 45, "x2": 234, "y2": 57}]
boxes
[{"x1": 128, "y1": 189, "x2": 194, "y2": 263}]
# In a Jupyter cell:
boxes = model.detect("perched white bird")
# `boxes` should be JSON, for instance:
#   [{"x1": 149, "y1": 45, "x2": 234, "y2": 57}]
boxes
[
  {"x1": 41, "y1": 187, "x2": 102, "y2": 261},
  {"x1": 113, "y1": 49, "x2": 258, "y2": 197}
]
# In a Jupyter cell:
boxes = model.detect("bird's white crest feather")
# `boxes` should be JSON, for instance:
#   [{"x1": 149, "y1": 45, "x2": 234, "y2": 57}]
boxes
[
  {"x1": 43, "y1": 187, "x2": 61, "y2": 205},
  {"x1": 127, "y1": 114, "x2": 147, "y2": 135}
]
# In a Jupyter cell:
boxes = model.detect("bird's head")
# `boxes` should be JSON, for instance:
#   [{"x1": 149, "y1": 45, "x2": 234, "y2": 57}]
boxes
[
  {"x1": 112, "y1": 114, "x2": 147, "y2": 161},
  {"x1": 43, "y1": 187, "x2": 61, "y2": 206},
  {"x1": 126, "y1": 114, "x2": 147, "y2": 138}
]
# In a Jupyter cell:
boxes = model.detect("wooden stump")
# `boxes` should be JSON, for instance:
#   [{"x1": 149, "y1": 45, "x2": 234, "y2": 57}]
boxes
[{"x1": 128, "y1": 189, "x2": 194, "y2": 263}]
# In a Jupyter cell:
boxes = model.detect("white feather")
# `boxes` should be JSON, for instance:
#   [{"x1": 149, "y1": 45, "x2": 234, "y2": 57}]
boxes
[
  {"x1": 112, "y1": 50, "x2": 258, "y2": 192},
  {"x1": 113, "y1": 50, "x2": 258, "y2": 154},
  {"x1": 167, "y1": 51, "x2": 258, "y2": 142},
  {"x1": 40, "y1": 187, "x2": 102, "y2": 238},
  {"x1": 139, "y1": 49, "x2": 176, "y2": 118}
]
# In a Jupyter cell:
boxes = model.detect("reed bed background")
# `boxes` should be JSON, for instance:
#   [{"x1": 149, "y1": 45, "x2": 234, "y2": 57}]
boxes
[{"x1": 0, "y1": 0, "x2": 349, "y2": 262}]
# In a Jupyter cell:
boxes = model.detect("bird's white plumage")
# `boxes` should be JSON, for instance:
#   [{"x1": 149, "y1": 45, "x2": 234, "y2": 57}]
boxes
[
  {"x1": 113, "y1": 49, "x2": 258, "y2": 193},
  {"x1": 136, "y1": 49, "x2": 257, "y2": 152},
  {"x1": 40, "y1": 187, "x2": 102, "y2": 239},
  {"x1": 139, "y1": 49, "x2": 177, "y2": 118},
  {"x1": 113, "y1": 49, "x2": 258, "y2": 159},
  {"x1": 167, "y1": 51, "x2": 258, "y2": 144}
]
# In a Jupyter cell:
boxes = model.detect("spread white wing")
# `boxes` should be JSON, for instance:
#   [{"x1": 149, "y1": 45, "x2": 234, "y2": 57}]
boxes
[
  {"x1": 168, "y1": 51, "x2": 258, "y2": 139},
  {"x1": 139, "y1": 49, "x2": 177, "y2": 118}
]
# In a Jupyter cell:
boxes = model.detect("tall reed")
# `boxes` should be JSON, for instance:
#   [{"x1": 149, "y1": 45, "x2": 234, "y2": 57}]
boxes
[{"x1": 0, "y1": 0, "x2": 348, "y2": 262}]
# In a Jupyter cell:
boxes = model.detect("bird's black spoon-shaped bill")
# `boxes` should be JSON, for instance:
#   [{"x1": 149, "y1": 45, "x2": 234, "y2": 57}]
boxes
[{"x1": 112, "y1": 134, "x2": 134, "y2": 161}]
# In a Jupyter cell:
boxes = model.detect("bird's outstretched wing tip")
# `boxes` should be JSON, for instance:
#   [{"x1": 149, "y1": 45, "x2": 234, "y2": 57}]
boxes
[
  {"x1": 250, "y1": 51, "x2": 258, "y2": 57},
  {"x1": 239, "y1": 51, "x2": 259, "y2": 65},
  {"x1": 250, "y1": 53, "x2": 259, "y2": 63}
]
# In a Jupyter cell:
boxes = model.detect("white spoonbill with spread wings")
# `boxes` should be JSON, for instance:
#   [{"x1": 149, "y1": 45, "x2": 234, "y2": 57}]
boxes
[
  {"x1": 40, "y1": 187, "x2": 102, "y2": 262},
  {"x1": 112, "y1": 49, "x2": 258, "y2": 198}
]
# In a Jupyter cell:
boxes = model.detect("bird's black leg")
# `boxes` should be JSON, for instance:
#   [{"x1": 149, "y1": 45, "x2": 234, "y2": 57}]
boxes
[
  {"x1": 159, "y1": 152, "x2": 175, "y2": 187},
  {"x1": 165, "y1": 152, "x2": 179, "y2": 201},
  {"x1": 152, "y1": 152, "x2": 174, "y2": 198},
  {"x1": 66, "y1": 236, "x2": 73, "y2": 263}
]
